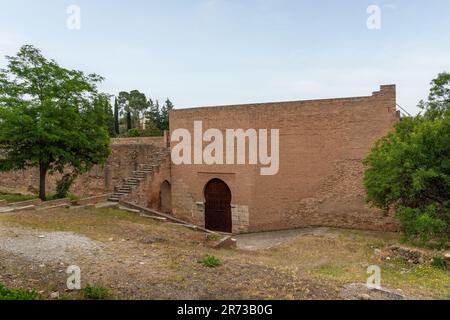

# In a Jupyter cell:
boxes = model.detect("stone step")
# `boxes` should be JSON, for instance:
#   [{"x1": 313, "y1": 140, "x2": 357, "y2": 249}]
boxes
[
  {"x1": 116, "y1": 185, "x2": 132, "y2": 190},
  {"x1": 108, "y1": 197, "x2": 120, "y2": 202},
  {"x1": 125, "y1": 180, "x2": 140, "y2": 184},
  {"x1": 133, "y1": 170, "x2": 149, "y2": 174},
  {"x1": 117, "y1": 190, "x2": 131, "y2": 194},
  {"x1": 132, "y1": 173, "x2": 146, "y2": 178}
]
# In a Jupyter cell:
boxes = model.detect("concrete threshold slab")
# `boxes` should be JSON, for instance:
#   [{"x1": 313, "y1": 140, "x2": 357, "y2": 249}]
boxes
[
  {"x1": 140, "y1": 214, "x2": 167, "y2": 221},
  {"x1": 119, "y1": 206, "x2": 141, "y2": 213},
  {"x1": 95, "y1": 202, "x2": 119, "y2": 209}
]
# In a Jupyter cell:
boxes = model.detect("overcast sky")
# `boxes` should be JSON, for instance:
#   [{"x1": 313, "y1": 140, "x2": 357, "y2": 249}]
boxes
[{"x1": 0, "y1": 0, "x2": 449, "y2": 114}]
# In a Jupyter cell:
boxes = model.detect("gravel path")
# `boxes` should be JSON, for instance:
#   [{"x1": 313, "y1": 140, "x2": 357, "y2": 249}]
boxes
[
  {"x1": 0, "y1": 225, "x2": 103, "y2": 264},
  {"x1": 234, "y1": 227, "x2": 334, "y2": 250}
]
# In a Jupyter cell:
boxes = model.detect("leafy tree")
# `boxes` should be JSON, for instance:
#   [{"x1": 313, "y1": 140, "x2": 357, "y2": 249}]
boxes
[
  {"x1": 142, "y1": 119, "x2": 162, "y2": 136},
  {"x1": 152, "y1": 99, "x2": 162, "y2": 130},
  {"x1": 118, "y1": 91, "x2": 131, "y2": 131},
  {"x1": 117, "y1": 90, "x2": 149, "y2": 131},
  {"x1": 114, "y1": 92, "x2": 173, "y2": 136},
  {"x1": 364, "y1": 72, "x2": 450, "y2": 247},
  {"x1": 160, "y1": 98, "x2": 174, "y2": 131},
  {"x1": 0, "y1": 45, "x2": 111, "y2": 200},
  {"x1": 128, "y1": 90, "x2": 149, "y2": 128},
  {"x1": 146, "y1": 98, "x2": 160, "y2": 129},
  {"x1": 418, "y1": 72, "x2": 450, "y2": 120},
  {"x1": 101, "y1": 95, "x2": 115, "y2": 137}
]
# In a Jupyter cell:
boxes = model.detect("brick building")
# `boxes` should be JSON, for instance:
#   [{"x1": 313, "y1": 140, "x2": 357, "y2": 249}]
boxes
[
  {"x1": 0, "y1": 85, "x2": 400, "y2": 234},
  {"x1": 168, "y1": 85, "x2": 400, "y2": 233}
]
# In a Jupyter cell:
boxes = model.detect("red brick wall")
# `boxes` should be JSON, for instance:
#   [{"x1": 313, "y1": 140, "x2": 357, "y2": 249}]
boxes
[{"x1": 169, "y1": 85, "x2": 400, "y2": 232}]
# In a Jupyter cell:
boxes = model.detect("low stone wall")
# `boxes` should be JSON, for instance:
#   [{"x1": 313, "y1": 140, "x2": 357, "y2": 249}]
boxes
[
  {"x1": 111, "y1": 136, "x2": 166, "y2": 147},
  {"x1": 0, "y1": 137, "x2": 168, "y2": 199},
  {"x1": 10, "y1": 198, "x2": 43, "y2": 207},
  {"x1": 74, "y1": 194, "x2": 112, "y2": 206}
]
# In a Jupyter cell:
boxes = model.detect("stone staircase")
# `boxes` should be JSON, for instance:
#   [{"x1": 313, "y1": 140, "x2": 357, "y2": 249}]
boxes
[{"x1": 108, "y1": 150, "x2": 169, "y2": 203}]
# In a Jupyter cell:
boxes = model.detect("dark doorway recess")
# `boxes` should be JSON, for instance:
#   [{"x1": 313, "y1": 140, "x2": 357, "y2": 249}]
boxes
[{"x1": 204, "y1": 179, "x2": 232, "y2": 233}]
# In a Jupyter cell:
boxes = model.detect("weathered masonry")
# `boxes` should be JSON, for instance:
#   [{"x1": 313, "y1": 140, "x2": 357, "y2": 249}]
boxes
[
  {"x1": 168, "y1": 85, "x2": 400, "y2": 233},
  {"x1": 0, "y1": 85, "x2": 400, "y2": 234}
]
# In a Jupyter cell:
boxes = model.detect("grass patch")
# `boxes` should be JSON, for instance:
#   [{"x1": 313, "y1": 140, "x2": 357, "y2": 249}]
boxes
[
  {"x1": 311, "y1": 263, "x2": 350, "y2": 280},
  {"x1": 198, "y1": 255, "x2": 222, "y2": 268},
  {"x1": 0, "y1": 207, "x2": 161, "y2": 239},
  {"x1": 0, "y1": 283, "x2": 40, "y2": 300},
  {"x1": 0, "y1": 194, "x2": 37, "y2": 203},
  {"x1": 378, "y1": 257, "x2": 450, "y2": 299},
  {"x1": 83, "y1": 284, "x2": 109, "y2": 300}
]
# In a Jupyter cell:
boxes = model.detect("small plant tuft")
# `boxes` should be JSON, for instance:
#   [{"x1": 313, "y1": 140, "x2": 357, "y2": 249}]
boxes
[
  {"x1": 198, "y1": 255, "x2": 222, "y2": 268},
  {"x1": 431, "y1": 256, "x2": 447, "y2": 270},
  {"x1": 82, "y1": 284, "x2": 109, "y2": 300},
  {"x1": 0, "y1": 283, "x2": 40, "y2": 300}
]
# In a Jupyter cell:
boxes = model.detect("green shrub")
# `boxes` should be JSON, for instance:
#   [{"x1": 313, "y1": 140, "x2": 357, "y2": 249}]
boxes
[
  {"x1": 397, "y1": 205, "x2": 448, "y2": 247},
  {"x1": 363, "y1": 72, "x2": 450, "y2": 248},
  {"x1": 141, "y1": 121, "x2": 163, "y2": 137},
  {"x1": 82, "y1": 284, "x2": 109, "y2": 300},
  {"x1": 198, "y1": 255, "x2": 222, "y2": 268},
  {"x1": 47, "y1": 192, "x2": 79, "y2": 202},
  {"x1": 0, "y1": 283, "x2": 40, "y2": 300},
  {"x1": 54, "y1": 174, "x2": 77, "y2": 199},
  {"x1": 127, "y1": 128, "x2": 141, "y2": 137},
  {"x1": 431, "y1": 256, "x2": 447, "y2": 270}
]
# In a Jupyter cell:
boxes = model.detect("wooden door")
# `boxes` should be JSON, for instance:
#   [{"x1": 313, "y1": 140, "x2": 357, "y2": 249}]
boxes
[{"x1": 204, "y1": 179, "x2": 232, "y2": 233}]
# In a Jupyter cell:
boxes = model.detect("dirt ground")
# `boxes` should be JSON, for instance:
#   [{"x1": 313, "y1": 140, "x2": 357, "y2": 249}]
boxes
[{"x1": 0, "y1": 206, "x2": 448, "y2": 300}]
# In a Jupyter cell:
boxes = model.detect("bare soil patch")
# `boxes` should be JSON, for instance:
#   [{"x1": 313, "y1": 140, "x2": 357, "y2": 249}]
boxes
[{"x1": 0, "y1": 207, "x2": 448, "y2": 300}]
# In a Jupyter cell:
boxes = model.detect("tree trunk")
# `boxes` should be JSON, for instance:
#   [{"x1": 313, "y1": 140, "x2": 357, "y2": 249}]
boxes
[{"x1": 39, "y1": 163, "x2": 47, "y2": 201}]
